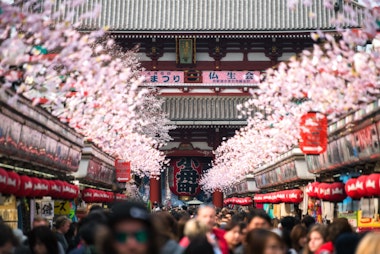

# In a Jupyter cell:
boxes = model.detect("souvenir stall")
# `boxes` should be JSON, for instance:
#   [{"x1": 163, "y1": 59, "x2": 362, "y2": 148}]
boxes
[
  {"x1": 254, "y1": 148, "x2": 314, "y2": 218},
  {"x1": 73, "y1": 142, "x2": 123, "y2": 216},
  {"x1": 0, "y1": 88, "x2": 83, "y2": 230},
  {"x1": 305, "y1": 100, "x2": 380, "y2": 230}
]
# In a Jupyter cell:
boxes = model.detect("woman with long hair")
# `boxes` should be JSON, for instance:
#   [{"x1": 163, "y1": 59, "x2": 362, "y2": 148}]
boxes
[
  {"x1": 303, "y1": 224, "x2": 326, "y2": 254},
  {"x1": 244, "y1": 228, "x2": 286, "y2": 254},
  {"x1": 29, "y1": 226, "x2": 60, "y2": 254}
]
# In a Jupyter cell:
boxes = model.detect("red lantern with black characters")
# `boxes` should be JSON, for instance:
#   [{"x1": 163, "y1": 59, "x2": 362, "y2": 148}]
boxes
[
  {"x1": 365, "y1": 174, "x2": 380, "y2": 196},
  {"x1": 169, "y1": 157, "x2": 203, "y2": 198},
  {"x1": 3, "y1": 171, "x2": 20, "y2": 195},
  {"x1": 356, "y1": 175, "x2": 368, "y2": 197}
]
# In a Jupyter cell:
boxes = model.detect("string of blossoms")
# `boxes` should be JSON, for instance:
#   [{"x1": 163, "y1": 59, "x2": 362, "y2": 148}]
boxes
[
  {"x1": 201, "y1": 0, "x2": 380, "y2": 192},
  {"x1": 0, "y1": 0, "x2": 171, "y2": 178}
]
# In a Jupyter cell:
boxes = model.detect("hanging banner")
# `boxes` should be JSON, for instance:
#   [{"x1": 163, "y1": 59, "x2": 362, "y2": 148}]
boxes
[
  {"x1": 299, "y1": 112, "x2": 328, "y2": 155},
  {"x1": 143, "y1": 71, "x2": 184, "y2": 83},
  {"x1": 115, "y1": 160, "x2": 131, "y2": 183},
  {"x1": 203, "y1": 71, "x2": 260, "y2": 84},
  {"x1": 54, "y1": 200, "x2": 71, "y2": 215}
]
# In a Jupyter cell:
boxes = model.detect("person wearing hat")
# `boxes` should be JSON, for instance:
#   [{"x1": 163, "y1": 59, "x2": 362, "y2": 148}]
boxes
[{"x1": 108, "y1": 201, "x2": 159, "y2": 254}]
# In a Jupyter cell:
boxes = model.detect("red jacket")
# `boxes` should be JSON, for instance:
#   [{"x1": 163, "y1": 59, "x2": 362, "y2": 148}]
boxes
[
  {"x1": 179, "y1": 228, "x2": 229, "y2": 254},
  {"x1": 315, "y1": 241, "x2": 334, "y2": 254}
]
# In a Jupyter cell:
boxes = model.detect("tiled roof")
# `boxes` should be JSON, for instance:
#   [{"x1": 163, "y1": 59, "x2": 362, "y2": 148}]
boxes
[
  {"x1": 162, "y1": 96, "x2": 248, "y2": 124},
  {"x1": 62, "y1": 0, "x2": 363, "y2": 32}
]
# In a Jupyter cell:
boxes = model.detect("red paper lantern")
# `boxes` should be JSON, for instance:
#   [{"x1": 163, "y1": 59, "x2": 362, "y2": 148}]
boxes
[
  {"x1": 31, "y1": 177, "x2": 42, "y2": 197},
  {"x1": 356, "y1": 175, "x2": 368, "y2": 197},
  {"x1": 323, "y1": 184, "x2": 333, "y2": 201},
  {"x1": 62, "y1": 182, "x2": 78, "y2": 200},
  {"x1": 0, "y1": 168, "x2": 8, "y2": 193},
  {"x1": 39, "y1": 179, "x2": 51, "y2": 197},
  {"x1": 82, "y1": 188, "x2": 95, "y2": 203},
  {"x1": 288, "y1": 189, "x2": 303, "y2": 203},
  {"x1": 3, "y1": 171, "x2": 20, "y2": 195},
  {"x1": 345, "y1": 178, "x2": 360, "y2": 199},
  {"x1": 254, "y1": 194, "x2": 263, "y2": 203},
  {"x1": 15, "y1": 175, "x2": 33, "y2": 197},
  {"x1": 50, "y1": 180, "x2": 63, "y2": 199},
  {"x1": 317, "y1": 183, "x2": 328, "y2": 200},
  {"x1": 244, "y1": 197, "x2": 253, "y2": 205},
  {"x1": 306, "y1": 182, "x2": 320, "y2": 198},
  {"x1": 330, "y1": 182, "x2": 346, "y2": 202},
  {"x1": 365, "y1": 174, "x2": 380, "y2": 196}
]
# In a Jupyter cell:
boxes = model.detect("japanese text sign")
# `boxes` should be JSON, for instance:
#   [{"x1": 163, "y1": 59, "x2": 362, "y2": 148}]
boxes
[
  {"x1": 203, "y1": 71, "x2": 260, "y2": 83},
  {"x1": 115, "y1": 160, "x2": 131, "y2": 182},
  {"x1": 299, "y1": 112, "x2": 328, "y2": 155},
  {"x1": 143, "y1": 71, "x2": 184, "y2": 83}
]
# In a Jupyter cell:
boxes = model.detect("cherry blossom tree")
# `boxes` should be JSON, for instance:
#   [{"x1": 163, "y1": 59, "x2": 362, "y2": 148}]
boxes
[
  {"x1": 0, "y1": 0, "x2": 172, "y2": 178},
  {"x1": 201, "y1": 0, "x2": 380, "y2": 192}
]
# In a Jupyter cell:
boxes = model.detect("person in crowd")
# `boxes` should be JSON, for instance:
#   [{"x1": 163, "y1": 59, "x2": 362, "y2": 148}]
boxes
[
  {"x1": 183, "y1": 235, "x2": 214, "y2": 254},
  {"x1": 304, "y1": 224, "x2": 326, "y2": 254},
  {"x1": 223, "y1": 219, "x2": 244, "y2": 254},
  {"x1": 151, "y1": 211, "x2": 183, "y2": 254},
  {"x1": 182, "y1": 219, "x2": 209, "y2": 241},
  {"x1": 244, "y1": 228, "x2": 286, "y2": 254},
  {"x1": 334, "y1": 232, "x2": 360, "y2": 254},
  {"x1": 54, "y1": 216, "x2": 71, "y2": 252},
  {"x1": 246, "y1": 210, "x2": 272, "y2": 231},
  {"x1": 279, "y1": 216, "x2": 300, "y2": 252},
  {"x1": 106, "y1": 200, "x2": 159, "y2": 254},
  {"x1": 29, "y1": 226, "x2": 60, "y2": 254},
  {"x1": 272, "y1": 218, "x2": 280, "y2": 229},
  {"x1": 66, "y1": 222, "x2": 79, "y2": 253},
  {"x1": 180, "y1": 204, "x2": 229, "y2": 254},
  {"x1": 0, "y1": 223, "x2": 19, "y2": 254},
  {"x1": 315, "y1": 218, "x2": 352, "y2": 254},
  {"x1": 355, "y1": 232, "x2": 380, "y2": 254},
  {"x1": 289, "y1": 224, "x2": 308, "y2": 254},
  {"x1": 32, "y1": 216, "x2": 50, "y2": 229},
  {"x1": 301, "y1": 216, "x2": 315, "y2": 230}
]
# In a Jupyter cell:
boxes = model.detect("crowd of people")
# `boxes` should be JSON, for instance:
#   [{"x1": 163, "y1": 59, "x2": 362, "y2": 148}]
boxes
[{"x1": 0, "y1": 201, "x2": 380, "y2": 254}]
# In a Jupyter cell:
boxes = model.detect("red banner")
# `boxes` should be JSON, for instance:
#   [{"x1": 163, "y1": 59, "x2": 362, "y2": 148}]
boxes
[
  {"x1": 115, "y1": 160, "x2": 131, "y2": 183},
  {"x1": 299, "y1": 112, "x2": 328, "y2": 155}
]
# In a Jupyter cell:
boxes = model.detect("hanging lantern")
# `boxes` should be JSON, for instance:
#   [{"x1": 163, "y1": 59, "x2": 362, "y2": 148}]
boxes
[
  {"x1": 50, "y1": 180, "x2": 64, "y2": 199},
  {"x1": 306, "y1": 182, "x2": 320, "y2": 198},
  {"x1": 288, "y1": 189, "x2": 303, "y2": 203},
  {"x1": 31, "y1": 177, "x2": 42, "y2": 197},
  {"x1": 82, "y1": 188, "x2": 95, "y2": 203},
  {"x1": 323, "y1": 184, "x2": 333, "y2": 201},
  {"x1": 345, "y1": 178, "x2": 360, "y2": 199},
  {"x1": 39, "y1": 179, "x2": 50, "y2": 197},
  {"x1": 168, "y1": 157, "x2": 203, "y2": 198},
  {"x1": 356, "y1": 175, "x2": 368, "y2": 197},
  {"x1": 330, "y1": 182, "x2": 346, "y2": 202},
  {"x1": 365, "y1": 174, "x2": 380, "y2": 196},
  {"x1": 15, "y1": 175, "x2": 33, "y2": 197},
  {"x1": 0, "y1": 168, "x2": 8, "y2": 193},
  {"x1": 3, "y1": 171, "x2": 20, "y2": 195},
  {"x1": 254, "y1": 194, "x2": 263, "y2": 203},
  {"x1": 317, "y1": 183, "x2": 328, "y2": 200}
]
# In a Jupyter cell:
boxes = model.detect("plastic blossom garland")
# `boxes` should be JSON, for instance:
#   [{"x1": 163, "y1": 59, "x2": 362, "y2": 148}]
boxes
[
  {"x1": 201, "y1": 0, "x2": 380, "y2": 192},
  {"x1": 0, "y1": 0, "x2": 171, "y2": 178}
]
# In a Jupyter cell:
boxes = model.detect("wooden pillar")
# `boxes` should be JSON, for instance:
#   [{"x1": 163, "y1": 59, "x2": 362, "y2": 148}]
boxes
[
  {"x1": 213, "y1": 190, "x2": 223, "y2": 208},
  {"x1": 150, "y1": 177, "x2": 161, "y2": 204}
]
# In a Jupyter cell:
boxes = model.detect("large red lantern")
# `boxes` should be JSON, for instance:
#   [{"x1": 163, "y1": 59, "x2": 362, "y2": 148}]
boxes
[
  {"x1": 330, "y1": 182, "x2": 346, "y2": 202},
  {"x1": 365, "y1": 174, "x2": 380, "y2": 196},
  {"x1": 169, "y1": 157, "x2": 203, "y2": 197},
  {"x1": 356, "y1": 175, "x2": 368, "y2": 197},
  {"x1": 345, "y1": 178, "x2": 360, "y2": 199},
  {"x1": 15, "y1": 175, "x2": 33, "y2": 197},
  {"x1": 0, "y1": 168, "x2": 8, "y2": 193},
  {"x1": 3, "y1": 171, "x2": 20, "y2": 195},
  {"x1": 62, "y1": 182, "x2": 78, "y2": 200},
  {"x1": 299, "y1": 112, "x2": 328, "y2": 155},
  {"x1": 254, "y1": 194, "x2": 263, "y2": 203}
]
